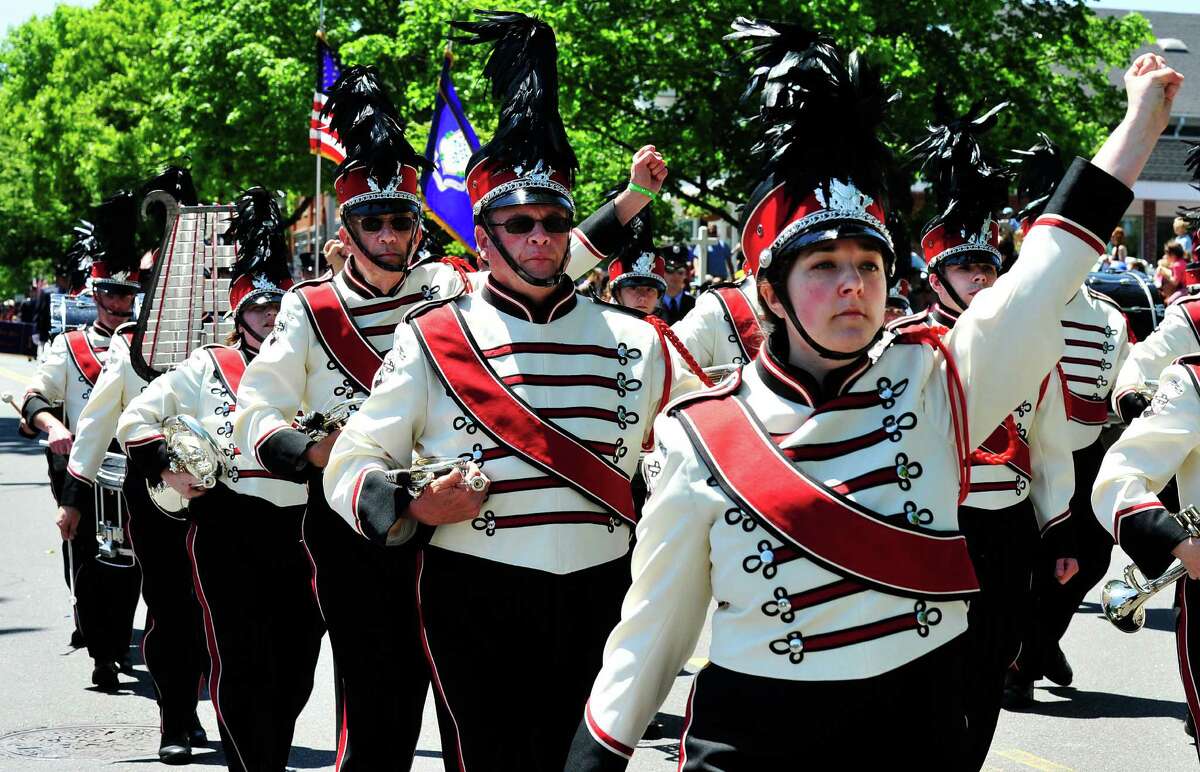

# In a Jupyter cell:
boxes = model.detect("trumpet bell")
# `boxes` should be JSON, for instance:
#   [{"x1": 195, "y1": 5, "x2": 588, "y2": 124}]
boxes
[{"x1": 1101, "y1": 578, "x2": 1147, "y2": 634}]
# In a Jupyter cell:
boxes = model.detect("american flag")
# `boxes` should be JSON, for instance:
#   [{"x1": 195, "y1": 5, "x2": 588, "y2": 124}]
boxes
[{"x1": 310, "y1": 36, "x2": 345, "y2": 164}]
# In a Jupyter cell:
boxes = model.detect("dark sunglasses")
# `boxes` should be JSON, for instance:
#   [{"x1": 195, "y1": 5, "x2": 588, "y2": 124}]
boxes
[
  {"x1": 487, "y1": 214, "x2": 573, "y2": 235},
  {"x1": 354, "y1": 214, "x2": 417, "y2": 233}
]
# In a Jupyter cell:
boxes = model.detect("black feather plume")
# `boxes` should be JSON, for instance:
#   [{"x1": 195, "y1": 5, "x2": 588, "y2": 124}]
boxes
[
  {"x1": 910, "y1": 99, "x2": 1011, "y2": 239},
  {"x1": 321, "y1": 65, "x2": 428, "y2": 187},
  {"x1": 139, "y1": 164, "x2": 198, "y2": 206},
  {"x1": 65, "y1": 220, "x2": 100, "y2": 290},
  {"x1": 90, "y1": 191, "x2": 141, "y2": 274},
  {"x1": 1178, "y1": 141, "x2": 1200, "y2": 242},
  {"x1": 452, "y1": 10, "x2": 577, "y2": 184},
  {"x1": 1009, "y1": 132, "x2": 1063, "y2": 225},
  {"x1": 728, "y1": 17, "x2": 898, "y2": 211},
  {"x1": 226, "y1": 187, "x2": 291, "y2": 283}
]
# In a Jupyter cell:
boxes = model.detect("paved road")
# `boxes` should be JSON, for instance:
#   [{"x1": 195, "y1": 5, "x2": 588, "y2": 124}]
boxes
[{"x1": 0, "y1": 349, "x2": 1195, "y2": 770}]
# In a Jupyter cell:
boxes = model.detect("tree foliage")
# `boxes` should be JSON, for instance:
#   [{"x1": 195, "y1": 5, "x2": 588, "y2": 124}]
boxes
[{"x1": 0, "y1": 0, "x2": 1151, "y2": 295}]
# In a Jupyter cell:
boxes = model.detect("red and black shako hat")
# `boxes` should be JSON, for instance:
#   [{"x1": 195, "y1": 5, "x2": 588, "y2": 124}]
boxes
[
  {"x1": 88, "y1": 191, "x2": 143, "y2": 293},
  {"x1": 911, "y1": 99, "x2": 1010, "y2": 275},
  {"x1": 225, "y1": 187, "x2": 294, "y2": 322},
  {"x1": 322, "y1": 66, "x2": 428, "y2": 218},
  {"x1": 1178, "y1": 140, "x2": 1200, "y2": 264},
  {"x1": 731, "y1": 19, "x2": 897, "y2": 280},
  {"x1": 453, "y1": 11, "x2": 577, "y2": 218},
  {"x1": 604, "y1": 185, "x2": 666, "y2": 294}
]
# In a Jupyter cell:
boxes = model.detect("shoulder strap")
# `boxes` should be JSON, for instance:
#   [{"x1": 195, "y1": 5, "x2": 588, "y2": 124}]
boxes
[
  {"x1": 64, "y1": 330, "x2": 103, "y2": 386},
  {"x1": 207, "y1": 346, "x2": 249, "y2": 396},
  {"x1": 295, "y1": 282, "x2": 384, "y2": 393},
  {"x1": 712, "y1": 285, "x2": 764, "y2": 361}
]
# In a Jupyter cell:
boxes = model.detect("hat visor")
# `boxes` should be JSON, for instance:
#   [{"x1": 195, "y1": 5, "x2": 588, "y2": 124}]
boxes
[
  {"x1": 613, "y1": 275, "x2": 666, "y2": 294},
  {"x1": 775, "y1": 220, "x2": 894, "y2": 265},
  {"x1": 345, "y1": 199, "x2": 421, "y2": 218},
  {"x1": 92, "y1": 280, "x2": 140, "y2": 294},
  {"x1": 934, "y1": 249, "x2": 1003, "y2": 271},
  {"x1": 485, "y1": 187, "x2": 574, "y2": 215}
]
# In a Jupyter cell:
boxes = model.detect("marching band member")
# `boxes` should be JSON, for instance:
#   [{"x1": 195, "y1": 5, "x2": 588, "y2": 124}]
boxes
[
  {"x1": 235, "y1": 60, "x2": 660, "y2": 768},
  {"x1": 24, "y1": 209, "x2": 141, "y2": 692},
  {"x1": 899, "y1": 107, "x2": 1077, "y2": 765},
  {"x1": 64, "y1": 172, "x2": 210, "y2": 763},
  {"x1": 118, "y1": 188, "x2": 321, "y2": 771},
  {"x1": 1112, "y1": 150, "x2": 1200, "y2": 424},
  {"x1": 567, "y1": 24, "x2": 1176, "y2": 770},
  {"x1": 1092, "y1": 356, "x2": 1200, "y2": 760},
  {"x1": 1005, "y1": 144, "x2": 1136, "y2": 706},
  {"x1": 323, "y1": 13, "x2": 692, "y2": 770},
  {"x1": 670, "y1": 245, "x2": 764, "y2": 369}
]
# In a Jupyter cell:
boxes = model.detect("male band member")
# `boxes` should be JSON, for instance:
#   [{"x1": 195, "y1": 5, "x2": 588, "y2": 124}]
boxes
[
  {"x1": 1112, "y1": 147, "x2": 1200, "y2": 424},
  {"x1": 1006, "y1": 138, "x2": 1135, "y2": 705},
  {"x1": 323, "y1": 13, "x2": 693, "y2": 771},
  {"x1": 900, "y1": 103, "x2": 1077, "y2": 765},
  {"x1": 567, "y1": 27, "x2": 1177, "y2": 770},
  {"x1": 1093, "y1": 356, "x2": 1200, "y2": 760},
  {"x1": 234, "y1": 63, "x2": 660, "y2": 768},
  {"x1": 25, "y1": 210, "x2": 141, "y2": 692},
  {"x1": 64, "y1": 174, "x2": 209, "y2": 762},
  {"x1": 119, "y1": 188, "x2": 321, "y2": 770}
]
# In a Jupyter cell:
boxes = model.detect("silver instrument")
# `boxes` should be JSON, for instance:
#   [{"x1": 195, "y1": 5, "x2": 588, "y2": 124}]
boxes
[
  {"x1": 94, "y1": 452, "x2": 135, "y2": 567},
  {"x1": 385, "y1": 456, "x2": 489, "y2": 497},
  {"x1": 1134, "y1": 379, "x2": 1160, "y2": 402},
  {"x1": 702, "y1": 364, "x2": 740, "y2": 385},
  {"x1": 298, "y1": 397, "x2": 366, "y2": 440},
  {"x1": 147, "y1": 414, "x2": 227, "y2": 515},
  {"x1": 1102, "y1": 505, "x2": 1200, "y2": 633},
  {"x1": 131, "y1": 192, "x2": 237, "y2": 381}
]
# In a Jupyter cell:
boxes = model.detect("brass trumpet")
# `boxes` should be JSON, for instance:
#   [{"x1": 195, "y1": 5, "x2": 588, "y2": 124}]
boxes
[
  {"x1": 385, "y1": 456, "x2": 489, "y2": 497},
  {"x1": 298, "y1": 397, "x2": 366, "y2": 440},
  {"x1": 1102, "y1": 505, "x2": 1200, "y2": 633}
]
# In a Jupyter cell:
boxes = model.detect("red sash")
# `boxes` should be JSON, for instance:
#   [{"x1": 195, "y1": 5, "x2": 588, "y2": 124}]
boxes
[
  {"x1": 678, "y1": 393, "x2": 979, "y2": 597},
  {"x1": 296, "y1": 282, "x2": 383, "y2": 393},
  {"x1": 65, "y1": 331, "x2": 104, "y2": 386},
  {"x1": 1181, "y1": 298, "x2": 1200, "y2": 344},
  {"x1": 1063, "y1": 392, "x2": 1110, "y2": 425},
  {"x1": 207, "y1": 346, "x2": 248, "y2": 396},
  {"x1": 412, "y1": 303, "x2": 637, "y2": 525},
  {"x1": 713, "y1": 286, "x2": 763, "y2": 361}
]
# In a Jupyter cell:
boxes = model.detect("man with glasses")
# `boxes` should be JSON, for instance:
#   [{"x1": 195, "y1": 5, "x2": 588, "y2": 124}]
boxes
[
  {"x1": 323, "y1": 13, "x2": 697, "y2": 770},
  {"x1": 236, "y1": 62, "x2": 655, "y2": 769}
]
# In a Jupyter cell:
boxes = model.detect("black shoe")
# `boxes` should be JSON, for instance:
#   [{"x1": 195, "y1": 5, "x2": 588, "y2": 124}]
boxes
[
  {"x1": 188, "y1": 714, "x2": 207, "y2": 747},
  {"x1": 91, "y1": 661, "x2": 119, "y2": 692},
  {"x1": 69, "y1": 630, "x2": 85, "y2": 649},
  {"x1": 642, "y1": 720, "x2": 666, "y2": 741},
  {"x1": 158, "y1": 732, "x2": 191, "y2": 765},
  {"x1": 1186, "y1": 712, "x2": 1195, "y2": 739},
  {"x1": 118, "y1": 653, "x2": 134, "y2": 676},
  {"x1": 1001, "y1": 675, "x2": 1035, "y2": 710},
  {"x1": 1042, "y1": 644, "x2": 1074, "y2": 687}
]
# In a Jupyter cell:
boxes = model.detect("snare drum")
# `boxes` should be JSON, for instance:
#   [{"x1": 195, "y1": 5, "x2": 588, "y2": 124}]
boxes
[{"x1": 94, "y1": 453, "x2": 135, "y2": 568}]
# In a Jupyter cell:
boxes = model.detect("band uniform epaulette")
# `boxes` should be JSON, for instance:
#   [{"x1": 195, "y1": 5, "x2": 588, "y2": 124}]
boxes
[
  {"x1": 402, "y1": 288, "x2": 464, "y2": 323},
  {"x1": 114, "y1": 320, "x2": 137, "y2": 342},
  {"x1": 885, "y1": 307, "x2": 932, "y2": 332},
  {"x1": 1085, "y1": 285, "x2": 1124, "y2": 311},
  {"x1": 665, "y1": 364, "x2": 743, "y2": 416},
  {"x1": 583, "y1": 289, "x2": 652, "y2": 320},
  {"x1": 290, "y1": 272, "x2": 334, "y2": 292},
  {"x1": 1169, "y1": 289, "x2": 1200, "y2": 307}
]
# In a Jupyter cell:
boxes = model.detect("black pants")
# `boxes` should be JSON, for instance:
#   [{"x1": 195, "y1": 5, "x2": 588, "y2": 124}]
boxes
[
  {"x1": 673, "y1": 640, "x2": 968, "y2": 770},
  {"x1": 46, "y1": 449, "x2": 140, "y2": 665},
  {"x1": 188, "y1": 485, "x2": 324, "y2": 772},
  {"x1": 959, "y1": 500, "x2": 1038, "y2": 770},
  {"x1": 1176, "y1": 580, "x2": 1200, "y2": 764},
  {"x1": 418, "y1": 547, "x2": 627, "y2": 772},
  {"x1": 124, "y1": 468, "x2": 209, "y2": 736},
  {"x1": 1018, "y1": 438, "x2": 1111, "y2": 680},
  {"x1": 302, "y1": 490, "x2": 429, "y2": 771}
]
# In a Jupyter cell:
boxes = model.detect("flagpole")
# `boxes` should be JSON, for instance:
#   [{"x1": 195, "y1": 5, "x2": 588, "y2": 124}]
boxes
[{"x1": 314, "y1": 0, "x2": 326, "y2": 276}]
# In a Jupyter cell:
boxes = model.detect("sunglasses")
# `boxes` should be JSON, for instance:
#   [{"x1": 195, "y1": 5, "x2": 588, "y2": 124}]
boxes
[
  {"x1": 486, "y1": 214, "x2": 573, "y2": 235},
  {"x1": 353, "y1": 214, "x2": 417, "y2": 233}
]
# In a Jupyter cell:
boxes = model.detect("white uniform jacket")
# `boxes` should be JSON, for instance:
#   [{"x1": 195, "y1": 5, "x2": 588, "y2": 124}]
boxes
[
  {"x1": 1059, "y1": 286, "x2": 1131, "y2": 449},
  {"x1": 117, "y1": 344, "x2": 306, "y2": 507},
  {"x1": 577, "y1": 157, "x2": 1132, "y2": 764},
  {"x1": 22, "y1": 321, "x2": 117, "y2": 431},
  {"x1": 1093, "y1": 355, "x2": 1200, "y2": 580},
  {"x1": 324, "y1": 275, "x2": 703, "y2": 574},
  {"x1": 235, "y1": 203, "x2": 638, "y2": 485},
  {"x1": 1112, "y1": 295, "x2": 1200, "y2": 421},
  {"x1": 671, "y1": 274, "x2": 764, "y2": 370},
  {"x1": 895, "y1": 304, "x2": 1074, "y2": 540}
]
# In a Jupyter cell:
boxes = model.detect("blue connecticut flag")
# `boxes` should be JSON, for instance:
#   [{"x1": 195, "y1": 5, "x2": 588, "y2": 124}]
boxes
[{"x1": 421, "y1": 51, "x2": 481, "y2": 251}]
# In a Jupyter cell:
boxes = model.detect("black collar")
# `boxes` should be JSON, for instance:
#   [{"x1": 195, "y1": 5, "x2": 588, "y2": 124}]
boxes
[
  {"x1": 91, "y1": 322, "x2": 115, "y2": 338},
  {"x1": 343, "y1": 256, "x2": 404, "y2": 300},
  {"x1": 929, "y1": 303, "x2": 960, "y2": 328},
  {"x1": 754, "y1": 340, "x2": 870, "y2": 406},
  {"x1": 483, "y1": 275, "x2": 578, "y2": 324}
]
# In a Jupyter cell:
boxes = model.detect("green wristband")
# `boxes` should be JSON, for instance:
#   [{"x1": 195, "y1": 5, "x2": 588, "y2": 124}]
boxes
[{"x1": 628, "y1": 182, "x2": 658, "y2": 200}]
